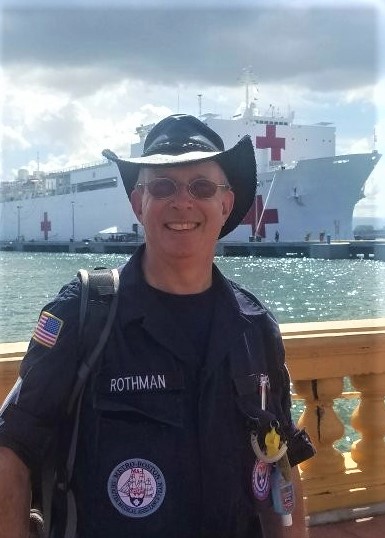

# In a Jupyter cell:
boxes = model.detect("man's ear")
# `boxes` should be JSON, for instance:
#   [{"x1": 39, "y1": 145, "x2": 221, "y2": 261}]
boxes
[
  {"x1": 130, "y1": 189, "x2": 143, "y2": 224},
  {"x1": 222, "y1": 190, "x2": 235, "y2": 225}
]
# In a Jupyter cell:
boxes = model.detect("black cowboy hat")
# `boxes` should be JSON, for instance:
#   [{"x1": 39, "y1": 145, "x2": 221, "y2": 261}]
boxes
[{"x1": 102, "y1": 114, "x2": 256, "y2": 238}]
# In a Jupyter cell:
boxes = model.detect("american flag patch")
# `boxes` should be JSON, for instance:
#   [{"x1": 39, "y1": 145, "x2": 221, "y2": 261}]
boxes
[{"x1": 32, "y1": 311, "x2": 63, "y2": 348}]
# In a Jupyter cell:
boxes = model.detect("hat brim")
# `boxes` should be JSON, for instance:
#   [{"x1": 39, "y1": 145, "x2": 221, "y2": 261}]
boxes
[{"x1": 106, "y1": 136, "x2": 256, "y2": 239}]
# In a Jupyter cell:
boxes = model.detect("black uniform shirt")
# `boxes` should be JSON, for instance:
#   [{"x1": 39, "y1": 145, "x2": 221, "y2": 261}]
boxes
[
  {"x1": 0, "y1": 246, "x2": 314, "y2": 538},
  {"x1": 148, "y1": 282, "x2": 216, "y2": 364}
]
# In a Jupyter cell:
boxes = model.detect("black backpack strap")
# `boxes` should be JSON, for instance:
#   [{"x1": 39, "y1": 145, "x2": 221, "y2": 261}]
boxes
[
  {"x1": 41, "y1": 267, "x2": 119, "y2": 538},
  {"x1": 77, "y1": 269, "x2": 90, "y2": 335},
  {"x1": 62, "y1": 268, "x2": 119, "y2": 538},
  {"x1": 68, "y1": 268, "x2": 119, "y2": 411},
  {"x1": 64, "y1": 268, "x2": 119, "y2": 538}
]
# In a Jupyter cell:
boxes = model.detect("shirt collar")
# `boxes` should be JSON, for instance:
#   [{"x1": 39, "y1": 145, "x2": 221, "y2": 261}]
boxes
[{"x1": 118, "y1": 244, "x2": 267, "y2": 325}]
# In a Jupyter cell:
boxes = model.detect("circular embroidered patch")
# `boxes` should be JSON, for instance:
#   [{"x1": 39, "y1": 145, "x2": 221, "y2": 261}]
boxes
[
  {"x1": 108, "y1": 458, "x2": 166, "y2": 518},
  {"x1": 252, "y1": 459, "x2": 272, "y2": 501}
]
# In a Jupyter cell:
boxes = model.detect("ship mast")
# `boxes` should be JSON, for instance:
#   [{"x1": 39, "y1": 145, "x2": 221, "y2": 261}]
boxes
[
  {"x1": 197, "y1": 94, "x2": 202, "y2": 117},
  {"x1": 239, "y1": 67, "x2": 258, "y2": 118}
]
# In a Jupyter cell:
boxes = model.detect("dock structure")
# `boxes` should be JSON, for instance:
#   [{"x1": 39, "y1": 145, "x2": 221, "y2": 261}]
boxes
[
  {"x1": 216, "y1": 241, "x2": 354, "y2": 259},
  {"x1": 1, "y1": 239, "x2": 385, "y2": 260},
  {"x1": 1, "y1": 318, "x2": 385, "y2": 536}
]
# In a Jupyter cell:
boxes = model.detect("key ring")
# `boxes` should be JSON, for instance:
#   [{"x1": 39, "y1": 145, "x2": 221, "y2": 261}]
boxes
[{"x1": 250, "y1": 432, "x2": 288, "y2": 463}]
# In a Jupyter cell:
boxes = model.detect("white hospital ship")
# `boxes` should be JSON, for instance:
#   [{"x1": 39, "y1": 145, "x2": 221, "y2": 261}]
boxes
[{"x1": 0, "y1": 102, "x2": 381, "y2": 243}]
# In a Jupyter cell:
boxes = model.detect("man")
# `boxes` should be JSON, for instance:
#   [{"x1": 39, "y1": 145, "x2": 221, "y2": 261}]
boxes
[{"x1": 0, "y1": 115, "x2": 314, "y2": 537}]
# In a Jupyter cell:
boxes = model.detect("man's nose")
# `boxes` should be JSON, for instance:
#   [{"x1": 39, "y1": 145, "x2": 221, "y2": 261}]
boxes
[{"x1": 170, "y1": 183, "x2": 194, "y2": 204}]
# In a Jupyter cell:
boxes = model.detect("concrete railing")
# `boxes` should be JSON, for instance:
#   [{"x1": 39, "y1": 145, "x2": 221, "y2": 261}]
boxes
[
  {"x1": 1, "y1": 318, "x2": 385, "y2": 519},
  {"x1": 281, "y1": 318, "x2": 385, "y2": 517}
]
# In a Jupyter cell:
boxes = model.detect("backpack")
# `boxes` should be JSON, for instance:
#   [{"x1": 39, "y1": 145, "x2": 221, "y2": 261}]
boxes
[{"x1": 30, "y1": 267, "x2": 120, "y2": 538}]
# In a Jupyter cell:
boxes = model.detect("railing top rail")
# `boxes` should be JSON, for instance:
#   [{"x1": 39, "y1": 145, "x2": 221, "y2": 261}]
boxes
[
  {"x1": 280, "y1": 318, "x2": 385, "y2": 337},
  {"x1": 1, "y1": 318, "x2": 385, "y2": 382},
  {"x1": 0, "y1": 342, "x2": 28, "y2": 359}
]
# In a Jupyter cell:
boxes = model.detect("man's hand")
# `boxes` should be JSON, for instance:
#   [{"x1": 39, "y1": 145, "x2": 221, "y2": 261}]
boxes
[{"x1": 0, "y1": 447, "x2": 31, "y2": 538}]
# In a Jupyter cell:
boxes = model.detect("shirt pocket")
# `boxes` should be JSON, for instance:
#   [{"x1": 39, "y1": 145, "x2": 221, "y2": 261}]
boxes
[
  {"x1": 93, "y1": 373, "x2": 185, "y2": 428},
  {"x1": 232, "y1": 373, "x2": 287, "y2": 444},
  {"x1": 78, "y1": 386, "x2": 185, "y2": 536}
]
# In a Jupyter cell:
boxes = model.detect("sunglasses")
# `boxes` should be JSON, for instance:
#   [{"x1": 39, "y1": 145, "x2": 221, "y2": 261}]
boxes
[{"x1": 137, "y1": 177, "x2": 231, "y2": 200}]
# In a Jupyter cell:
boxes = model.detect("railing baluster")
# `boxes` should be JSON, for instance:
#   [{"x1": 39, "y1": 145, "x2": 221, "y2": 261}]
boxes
[
  {"x1": 293, "y1": 377, "x2": 345, "y2": 478},
  {"x1": 350, "y1": 372, "x2": 385, "y2": 472}
]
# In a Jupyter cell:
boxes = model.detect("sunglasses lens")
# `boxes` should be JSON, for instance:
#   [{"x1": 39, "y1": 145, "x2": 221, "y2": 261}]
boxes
[
  {"x1": 145, "y1": 178, "x2": 222, "y2": 199},
  {"x1": 189, "y1": 179, "x2": 217, "y2": 199},
  {"x1": 147, "y1": 178, "x2": 176, "y2": 198}
]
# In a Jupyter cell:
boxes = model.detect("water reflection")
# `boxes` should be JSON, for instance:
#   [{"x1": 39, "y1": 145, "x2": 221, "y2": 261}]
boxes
[{"x1": 1, "y1": 252, "x2": 385, "y2": 340}]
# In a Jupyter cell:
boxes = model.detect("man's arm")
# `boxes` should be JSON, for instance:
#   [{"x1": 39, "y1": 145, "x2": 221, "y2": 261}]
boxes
[
  {"x1": 0, "y1": 447, "x2": 31, "y2": 538},
  {"x1": 259, "y1": 466, "x2": 308, "y2": 538}
]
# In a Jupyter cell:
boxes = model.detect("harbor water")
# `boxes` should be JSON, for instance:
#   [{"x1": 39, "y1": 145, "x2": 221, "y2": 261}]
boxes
[
  {"x1": 1, "y1": 251, "x2": 385, "y2": 451},
  {"x1": 2, "y1": 251, "x2": 385, "y2": 343}
]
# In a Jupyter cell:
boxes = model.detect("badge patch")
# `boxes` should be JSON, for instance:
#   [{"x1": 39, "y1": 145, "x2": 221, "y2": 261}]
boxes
[
  {"x1": 32, "y1": 311, "x2": 63, "y2": 348},
  {"x1": 108, "y1": 459, "x2": 166, "y2": 518},
  {"x1": 252, "y1": 459, "x2": 272, "y2": 501}
]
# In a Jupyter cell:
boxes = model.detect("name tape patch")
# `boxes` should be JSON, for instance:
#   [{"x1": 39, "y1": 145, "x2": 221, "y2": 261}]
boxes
[
  {"x1": 32, "y1": 311, "x2": 63, "y2": 348},
  {"x1": 108, "y1": 458, "x2": 166, "y2": 518},
  {"x1": 109, "y1": 372, "x2": 184, "y2": 393}
]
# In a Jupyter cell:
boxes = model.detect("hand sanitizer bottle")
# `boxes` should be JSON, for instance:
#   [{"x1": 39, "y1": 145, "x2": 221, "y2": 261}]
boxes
[{"x1": 271, "y1": 454, "x2": 295, "y2": 526}]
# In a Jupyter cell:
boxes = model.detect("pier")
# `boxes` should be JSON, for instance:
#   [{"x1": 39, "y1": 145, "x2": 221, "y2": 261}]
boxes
[
  {"x1": 1, "y1": 318, "x2": 385, "y2": 535},
  {"x1": 2, "y1": 239, "x2": 385, "y2": 260},
  {"x1": 217, "y1": 240, "x2": 385, "y2": 260}
]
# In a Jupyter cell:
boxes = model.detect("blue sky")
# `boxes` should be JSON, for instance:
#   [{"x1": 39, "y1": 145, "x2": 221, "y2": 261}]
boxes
[{"x1": 1, "y1": 0, "x2": 384, "y2": 224}]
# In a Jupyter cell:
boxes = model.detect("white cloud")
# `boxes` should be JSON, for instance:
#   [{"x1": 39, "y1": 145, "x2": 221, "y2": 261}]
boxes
[
  {"x1": 343, "y1": 86, "x2": 375, "y2": 105},
  {"x1": 4, "y1": 74, "x2": 70, "y2": 127},
  {"x1": 2, "y1": 125, "x2": 31, "y2": 151}
]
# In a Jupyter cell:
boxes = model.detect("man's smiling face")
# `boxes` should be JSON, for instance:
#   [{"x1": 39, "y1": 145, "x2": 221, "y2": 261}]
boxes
[{"x1": 130, "y1": 160, "x2": 234, "y2": 262}]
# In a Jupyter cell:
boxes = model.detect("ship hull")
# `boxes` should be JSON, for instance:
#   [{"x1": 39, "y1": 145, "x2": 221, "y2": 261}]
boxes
[
  {"x1": 0, "y1": 152, "x2": 381, "y2": 243},
  {"x1": 228, "y1": 152, "x2": 381, "y2": 242}
]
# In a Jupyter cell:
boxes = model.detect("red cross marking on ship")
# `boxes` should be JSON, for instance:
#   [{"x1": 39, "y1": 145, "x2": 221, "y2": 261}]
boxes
[
  {"x1": 40, "y1": 212, "x2": 51, "y2": 240},
  {"x1": 256, "y1": 125, "x2": 285, "y2": 161},
  {"x1": 242, "y1": 195, "x2": 279, "y2": 238}
]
